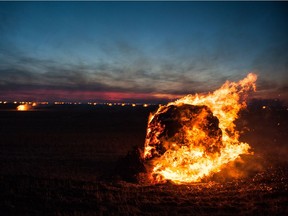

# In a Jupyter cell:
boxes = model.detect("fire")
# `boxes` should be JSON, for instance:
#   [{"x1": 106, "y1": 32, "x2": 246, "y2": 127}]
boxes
[
  {"x1": 17, "y1": 104, "x2": 31, "y2": 111},
  {"x1": 144, "y1": 73, "x2": 257, "y2": 184}
]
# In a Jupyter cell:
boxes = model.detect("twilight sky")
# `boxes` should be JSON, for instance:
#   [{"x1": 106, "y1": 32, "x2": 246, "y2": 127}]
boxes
[{"x1": 0, "y1": 1, "x2": 287, "y2": 103}]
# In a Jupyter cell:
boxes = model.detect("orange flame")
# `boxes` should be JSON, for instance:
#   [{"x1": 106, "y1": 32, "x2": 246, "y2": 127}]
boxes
[
  {"x1": 17, "y1": 104, "x2": 31, "y2": 111},
  {"x1": 144, "y1": 73, "x2": 257, "y2": 184}
]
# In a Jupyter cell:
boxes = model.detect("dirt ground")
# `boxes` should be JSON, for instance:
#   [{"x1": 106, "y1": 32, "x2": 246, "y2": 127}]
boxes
[{"x1": 0, "y1": 103, "x2": 287, "y2": 215}]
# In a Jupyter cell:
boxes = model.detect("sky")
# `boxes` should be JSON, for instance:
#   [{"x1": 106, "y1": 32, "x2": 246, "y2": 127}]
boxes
[{"x1": 0, "y1": 1, "x2": 287, "y2": 103}]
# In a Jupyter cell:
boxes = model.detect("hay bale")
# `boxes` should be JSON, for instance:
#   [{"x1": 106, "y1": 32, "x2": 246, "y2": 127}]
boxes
[{"x1": 145, "y1": 104, "x2": 223, "y2": 158}]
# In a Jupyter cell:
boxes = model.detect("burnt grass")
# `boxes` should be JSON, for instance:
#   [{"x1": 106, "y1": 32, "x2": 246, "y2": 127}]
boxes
[{"x1": 0, "y1": 104, "x2": 288, "y2": 215}]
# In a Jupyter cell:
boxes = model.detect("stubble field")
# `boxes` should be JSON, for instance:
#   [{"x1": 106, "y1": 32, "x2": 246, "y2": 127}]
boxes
[{"x1": 0, "y1": 104, "x2": 287, "y2": 215}]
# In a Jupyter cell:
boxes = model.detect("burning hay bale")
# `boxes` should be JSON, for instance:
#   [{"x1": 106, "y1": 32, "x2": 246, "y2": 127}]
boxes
[
  {"x1": 145, "y1": 104, "x2": 223, "y2": 158},
  {"x1": 143, "y1": 73, "x2": 257, "y2": 184},
  {"x1": 115, "y1": 73, "x2": 257, "y2": 184},
  {"x1": 17, "y1": 104, "x2": 32, "y2": 111}
]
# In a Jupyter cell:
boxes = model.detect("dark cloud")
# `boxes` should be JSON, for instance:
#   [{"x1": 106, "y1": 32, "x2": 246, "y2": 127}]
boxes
[
  {"x1": 253, "y1": 43, "x2": 288, "y2": 78},
  {"x1": 1, "y1": 2, "x2": 287, "y2": 102},
  {"x1": 1, "y1": 36, "x2": 287, "y2": 102},
  {"x1": 251, "y1": 41, "x2": 288, "y2": 99},
  {"x1": 256, "y1": 79, "x2": 279, "y2": 92},
  {"x1": 0, "y1": 48, "x2": 221, "y2": 100}
]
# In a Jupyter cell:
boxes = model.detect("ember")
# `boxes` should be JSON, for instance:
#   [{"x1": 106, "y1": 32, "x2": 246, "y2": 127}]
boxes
[{"x1": 144, "y1": 73, "x2": 257, "y2": 184}]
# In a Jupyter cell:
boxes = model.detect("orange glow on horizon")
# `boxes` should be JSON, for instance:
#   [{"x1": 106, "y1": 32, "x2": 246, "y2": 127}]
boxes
[
  {"x1": 17, "y1": 104, "x2": 31, "y2": 111},
  {"x1": 1, "y1": 89, "x2": 187, "y2": 103}
]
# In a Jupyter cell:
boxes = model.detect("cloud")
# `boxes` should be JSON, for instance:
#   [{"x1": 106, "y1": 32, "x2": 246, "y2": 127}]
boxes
[
  {"x1": 0, "y1": 48, "x2": 226, "y2": 102},
  {"x1": 251, "y1": 41, "x2": 288, "y2": 98},
  {"x1": 1, "y1": 35, "x2": 287, "y2": 103}
]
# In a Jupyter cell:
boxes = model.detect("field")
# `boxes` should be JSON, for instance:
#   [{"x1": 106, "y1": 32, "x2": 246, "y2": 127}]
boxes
[{"x1": 0, "y1": 103, "x2": 287, "y2": 215}]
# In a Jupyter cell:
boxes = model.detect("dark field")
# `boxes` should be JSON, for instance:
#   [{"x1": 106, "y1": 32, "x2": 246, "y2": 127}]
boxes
[{"x1": 0, "y1": 104, "x2": 288, "y2": 215}]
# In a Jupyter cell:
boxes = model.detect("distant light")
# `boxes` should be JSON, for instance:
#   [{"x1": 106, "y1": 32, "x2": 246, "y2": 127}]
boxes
[
  {"x1": 17, "y1": 104, "x2": 30, "y2": 111},
  {"x1": 93, "y1": 103, "x2": 97, "y2": 106},
  {"x1": 143, "y1": 104, "x2": 148, "y2": 107},
  {"x1": 262, "y1": 106, "x2": 266, "y2": 109},
  {"x1": 108, "y1": 103, "x2": 112, "y2": 106},
  {"x1": 121, "y1": 103, "x2": 125, "y2": 106},
  {"x1": 132, "y1": 103, "x2": 136, "y2": 107},
  {"x1": 3, "y1": 101, "x2": 7, "y2": 104}
]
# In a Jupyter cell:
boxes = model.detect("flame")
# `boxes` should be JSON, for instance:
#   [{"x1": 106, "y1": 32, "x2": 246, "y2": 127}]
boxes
[
  {"x1": 144, "y1": 73, "x2": 257, "y2": 184},
  {"x1": 17, "y1": 104, "x2": 31, "y2": 111}
]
